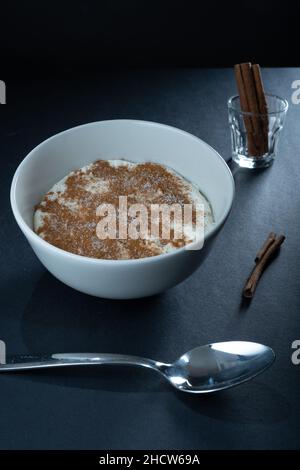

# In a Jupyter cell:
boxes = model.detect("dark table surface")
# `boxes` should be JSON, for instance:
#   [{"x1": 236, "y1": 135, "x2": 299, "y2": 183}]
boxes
[{"x1": 0, "y1": 68, "x2": 300, "y2": 450}]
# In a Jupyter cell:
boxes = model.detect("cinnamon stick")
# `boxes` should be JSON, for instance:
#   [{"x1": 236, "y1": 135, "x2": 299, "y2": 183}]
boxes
[
  {"x1": 243, "y1": 234, "x2": 285, "y2": 299},
  {"x1": 255, "y1": 231, "x2": 276, "y2": 263},
  {"x1": 252, "y1": 64, "x2": 269, "y2": 154},
  {"x1": 234, "y1": 64, "x2": 256, "y2": 156},
  {"x1": 240, "y1": 62, "x2": 264, "y2": 156}
]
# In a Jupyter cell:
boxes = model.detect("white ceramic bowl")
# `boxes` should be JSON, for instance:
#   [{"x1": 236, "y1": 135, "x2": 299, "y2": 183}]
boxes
[{"x1": 10, "y1": 120, "x2": 234, "y2": 299}]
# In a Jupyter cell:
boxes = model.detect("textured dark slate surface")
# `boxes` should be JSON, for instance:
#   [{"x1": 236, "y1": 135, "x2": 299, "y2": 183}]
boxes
[{"x1": 0, "y1": 69, "x2": 300, "y2": 449}]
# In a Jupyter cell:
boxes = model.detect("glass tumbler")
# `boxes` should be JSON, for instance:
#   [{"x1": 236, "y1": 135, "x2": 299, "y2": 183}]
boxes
[{"x1": 228, "y1": 94, "x2": 288, "y2": 169}]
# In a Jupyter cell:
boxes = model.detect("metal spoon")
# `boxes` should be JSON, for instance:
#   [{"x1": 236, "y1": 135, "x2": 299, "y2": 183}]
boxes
[{"x1": 0, "y1": 341, "x2": 274, "y2": 393}]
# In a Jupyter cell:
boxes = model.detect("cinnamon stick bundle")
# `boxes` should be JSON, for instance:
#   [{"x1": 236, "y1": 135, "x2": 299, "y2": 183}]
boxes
[
  {"x1": 234, "y1": 62, "x2": 269, "y2": 157},
  {"x1": 243, "y1": 233, "x2": 285, "y2": 299}
]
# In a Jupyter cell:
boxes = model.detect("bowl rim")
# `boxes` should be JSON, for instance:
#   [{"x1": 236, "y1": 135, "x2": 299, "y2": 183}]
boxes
[{"x1": 10, "y1": 119, "x2": 235, "y2": 265}]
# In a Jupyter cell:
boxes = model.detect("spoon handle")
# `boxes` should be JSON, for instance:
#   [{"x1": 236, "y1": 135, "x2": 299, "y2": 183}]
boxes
[{"x1": 0, "y1": 353, "x2": 167, "y2": 373}]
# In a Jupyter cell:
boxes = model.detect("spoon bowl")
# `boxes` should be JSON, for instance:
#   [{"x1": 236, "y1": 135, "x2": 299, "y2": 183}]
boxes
[{"x1": 164, "y1": 341, "x2": 275, "y2": 393}]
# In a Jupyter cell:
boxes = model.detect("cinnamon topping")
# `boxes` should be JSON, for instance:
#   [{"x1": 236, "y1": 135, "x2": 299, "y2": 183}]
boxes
[{"x1": 34, "y1": 160, "x2": 213, "y2": 259}]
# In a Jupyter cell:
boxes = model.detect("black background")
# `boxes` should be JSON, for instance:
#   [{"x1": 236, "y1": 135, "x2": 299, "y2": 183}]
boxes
[{"x1": 1, "y1": 0, "x2": 299, "y2": 77}]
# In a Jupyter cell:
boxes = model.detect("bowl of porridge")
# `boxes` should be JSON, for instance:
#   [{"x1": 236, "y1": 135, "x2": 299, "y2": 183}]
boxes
[{"x1": 10, "y1": 120, "x2": 234, "y2": 299}]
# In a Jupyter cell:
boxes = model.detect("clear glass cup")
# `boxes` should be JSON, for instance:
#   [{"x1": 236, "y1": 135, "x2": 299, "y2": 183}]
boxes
[{"x1": 228, "y1": 94, "x2": 288, "y2": 169}]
